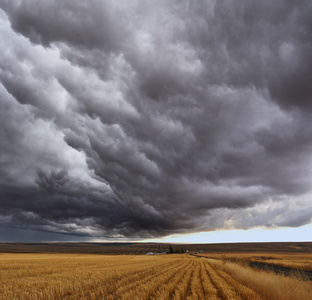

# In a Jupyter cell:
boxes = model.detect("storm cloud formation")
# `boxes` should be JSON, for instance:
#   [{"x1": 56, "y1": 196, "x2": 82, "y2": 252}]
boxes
[{"x1": 1, "y1": 0, "x2": 312, "y2": 240}]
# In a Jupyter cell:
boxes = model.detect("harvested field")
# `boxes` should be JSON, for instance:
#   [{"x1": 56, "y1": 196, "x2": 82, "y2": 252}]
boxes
[
  {"x1": 197, "y1": 252, "x2": 312, "y2": 272},
  {"x1": 1, "y1": 253, "x2": 312, "y2": 299},
  {"x1": 0, "y1": 242, "x2": 170, "y2": 255},
  {"x1": 1, "y1": 241, "x2": 312, "y2": 255}
]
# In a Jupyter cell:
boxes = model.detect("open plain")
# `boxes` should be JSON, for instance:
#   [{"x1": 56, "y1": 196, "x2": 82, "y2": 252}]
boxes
[{"x1": 1, "y1": 242, "x2": 312, "y2": 300}]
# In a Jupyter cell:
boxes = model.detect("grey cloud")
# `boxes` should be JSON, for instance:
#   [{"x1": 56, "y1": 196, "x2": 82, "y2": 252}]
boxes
[
  {"x1": 0, "y1": 226, "x2": 90, "y2": 242},
  {"x1": 224, "y1": 199, "x2": 312, "y2": 230},
  {"x1": 0, "y1": 0, "x2": 128, "y2": 50},
  {"x1": 1, "y1": 1, "x2": 312, "y2": 241}
]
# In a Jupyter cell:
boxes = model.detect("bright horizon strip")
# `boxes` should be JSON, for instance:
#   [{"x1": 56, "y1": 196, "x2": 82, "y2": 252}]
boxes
[{"x1": 139, "y1": 224, "x2": 312, "y2": 244}]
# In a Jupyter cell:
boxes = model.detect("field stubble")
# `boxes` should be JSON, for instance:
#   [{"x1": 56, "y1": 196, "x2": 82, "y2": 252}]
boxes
[
  {"x1": 198, "y1": 252, "x2": 312, "y2": 272},
  {"x1": 1, "y1": 253, "x2": 312, "y2": 299}
]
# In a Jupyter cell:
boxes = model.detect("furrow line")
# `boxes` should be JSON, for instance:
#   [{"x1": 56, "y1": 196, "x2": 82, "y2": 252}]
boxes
[
  {"x1": 151, "y1": 259, "x2": 194, "y2": 300},
  {"x1": 58, "y1": 259, "x2": 174, "y2": 299},
  {"x1": 199, "y1": 260, "x2": 219, "y2": 300},
  {"x1": 211, "y1": 262, "x2": 263, "y2": 300},
  {"x1": 205, "y1": 261, "x2": 241, "y2": 300},
  {"x1": 171, "y1": 260, "x2": 196, "y2": 300},
  {"x1": 115, "y1": 259, "x2": 190, "y2": 300},
  {"x1": 110, "y1": 259, "x2": 187, "y2": 299},
  {"x1": 202, "y1": 259, "x2": 221, "y2": 299},
  {"x1": 186, "y1": 260, "x2": 205, "y2": 300}
]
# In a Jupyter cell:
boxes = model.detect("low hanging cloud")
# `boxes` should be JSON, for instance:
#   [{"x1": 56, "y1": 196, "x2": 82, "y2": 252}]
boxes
[{"x1": 1, "y1": 0, "x2": 312, "y2": 240}]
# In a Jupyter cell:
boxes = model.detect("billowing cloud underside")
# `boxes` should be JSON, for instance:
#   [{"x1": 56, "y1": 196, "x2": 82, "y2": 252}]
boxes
[{"x1": 1, "y1": 0, "x2": 312, "y2": 239}]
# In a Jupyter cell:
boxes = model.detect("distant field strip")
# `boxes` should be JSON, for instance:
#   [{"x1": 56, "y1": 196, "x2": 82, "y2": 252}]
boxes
[
  {"x1": 1, "y1": 254, "x2": 312, "y2": 299},
  {"x1": 194, "y1": 252, "x2": 312, "y2": 277}
]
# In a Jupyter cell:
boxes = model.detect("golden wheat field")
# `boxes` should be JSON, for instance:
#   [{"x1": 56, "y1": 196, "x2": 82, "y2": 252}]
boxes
[
  {"x1": 198, "y1": 252, "x2": 312, "y2": 272},
  {"x1": 1, "y1": 253, "x2": 312, "y2": 300}
]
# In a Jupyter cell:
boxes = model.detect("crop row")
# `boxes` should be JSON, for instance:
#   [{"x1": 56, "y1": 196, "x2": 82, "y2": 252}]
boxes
[{"x1": 1, "y1": 253, "x2": 312, "y2": 299}]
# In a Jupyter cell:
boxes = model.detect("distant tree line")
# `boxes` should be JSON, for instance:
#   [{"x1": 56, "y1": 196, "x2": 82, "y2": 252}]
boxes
[{"x1": 169, "y1": 245, "x2": 186, "y2": 254}]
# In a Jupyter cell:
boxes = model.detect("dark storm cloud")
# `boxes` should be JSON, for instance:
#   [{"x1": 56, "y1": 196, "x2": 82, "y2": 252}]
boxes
[
  {"x1": 1, "y1": 0, "x2": 312, "y2": 241},
  {"x1": 0, "y1": 0, "x2": 127, "y2": 50}
]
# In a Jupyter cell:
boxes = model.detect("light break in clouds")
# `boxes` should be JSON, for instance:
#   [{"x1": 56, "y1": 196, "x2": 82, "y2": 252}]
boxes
[{"x1": 1, "y1": 0, "x2": 312, "y2": 241}]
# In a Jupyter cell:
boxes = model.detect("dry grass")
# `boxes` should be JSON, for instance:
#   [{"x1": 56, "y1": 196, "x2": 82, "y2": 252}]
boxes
[
  {"x1": 0, "y1": 253, "x2": 311, "y2": 299},
  {"x1": 199, "y1": 252, "x2": 312, "y2": 272},
  {"x1": 207, "y1": 258, "x2": 312, "y2": 300}
]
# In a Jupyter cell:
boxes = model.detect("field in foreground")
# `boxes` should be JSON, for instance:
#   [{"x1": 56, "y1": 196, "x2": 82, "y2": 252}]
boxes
[{"x1": 1, "y1": 253, "x2": 312, "y2": 300}]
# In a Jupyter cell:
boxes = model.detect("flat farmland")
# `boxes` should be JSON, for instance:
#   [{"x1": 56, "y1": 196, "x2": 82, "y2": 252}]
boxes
[
  {"x1": 0, "y1": 242, "x2": 171, "y2": 255},
  {"x1": 197, "y1": 252, "x2": 312, "y2": 272},
  {"x1": 1, "y1": 241, "x2": 312, "y2": 254},
  {"x1": 1, "y1": 253, "x2": 312, "y2": 300}
]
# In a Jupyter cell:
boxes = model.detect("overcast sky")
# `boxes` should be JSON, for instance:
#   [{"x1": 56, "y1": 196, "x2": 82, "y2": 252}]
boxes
[{"x1": 1, "y1": 0, "x2": 312, "y2": 242}]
